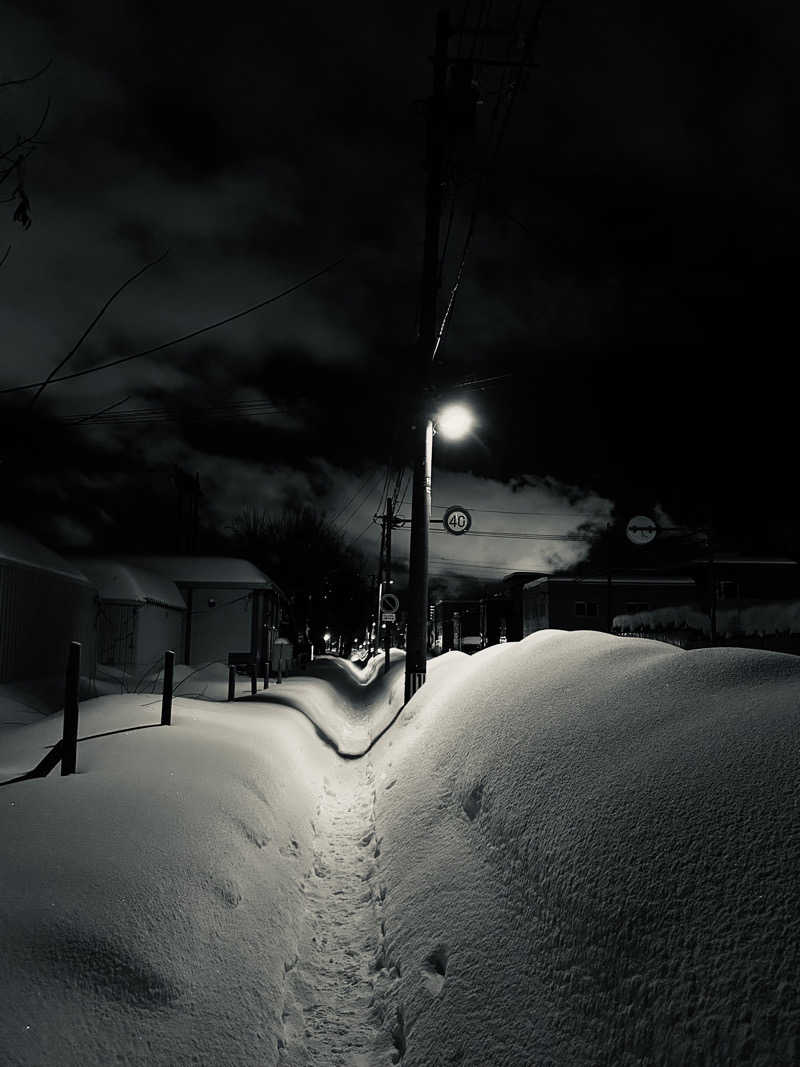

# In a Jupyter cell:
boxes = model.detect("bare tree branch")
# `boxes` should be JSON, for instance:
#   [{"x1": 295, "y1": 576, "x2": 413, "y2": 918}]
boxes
[
  {"x1": 28, "y1": 251, "x2": 170, "y2": 408},
  {"x1": 0, "y1": 58, "x2": 53, "y2": 91}
]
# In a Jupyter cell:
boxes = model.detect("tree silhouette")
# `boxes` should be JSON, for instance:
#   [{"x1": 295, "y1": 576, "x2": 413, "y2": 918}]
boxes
[
  {"x1": 226, "y1": 504, "x2": 371, "y2": 656},
  {"x1": 1, "y1": 59, "x2": 51, "y2": 257}
]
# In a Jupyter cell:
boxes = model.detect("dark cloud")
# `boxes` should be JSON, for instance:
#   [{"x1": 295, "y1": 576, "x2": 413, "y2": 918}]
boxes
[{"x1": 1, "y1": 0, "x2": 797, "y2": 566}]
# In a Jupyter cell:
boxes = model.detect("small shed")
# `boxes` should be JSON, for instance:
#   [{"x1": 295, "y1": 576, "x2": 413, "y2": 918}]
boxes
[
  {"x1": 0, "y1": 523, "x2": 97, "y2": 686},
  {"x1": 74, "y1": 559, "x2": 187, "y2": 675},
  {"x1": 116, "y1": 555, "x2": 281, "y2": 668}
]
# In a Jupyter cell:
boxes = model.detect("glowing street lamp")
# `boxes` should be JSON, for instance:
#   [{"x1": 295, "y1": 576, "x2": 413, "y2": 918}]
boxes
[
  {"x1": 404, "y1": 401, "x2": 474, "y2": 703},
  {"x1": 435, "y1": 403, "x2": 473, "y2": 440}
]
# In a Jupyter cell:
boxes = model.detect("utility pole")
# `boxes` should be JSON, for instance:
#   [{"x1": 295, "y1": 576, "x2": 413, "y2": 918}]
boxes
[
  {"x1": 373, "y1": 513, "x2": 387, "y2": 660},
  {"x1": 384, "y1": 494, "x2": 393, "y2": 674},
  {"x1": 405, "y1": 8, "x2": 450, "y2": 705}
]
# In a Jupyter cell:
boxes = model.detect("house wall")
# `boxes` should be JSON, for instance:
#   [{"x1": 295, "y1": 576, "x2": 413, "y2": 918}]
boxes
[
  {"x1": 523, "y1": 580, "x2": 696, "y2": 636},
  {"x1": 97, "y1": 603, "x2": 137, "y2": 669},
  {"x1": 182, "y1": 585, "x2": 253, "y2": 666},
  {"x1": 0, "y1": 563, "x2": 97, "y2": 684},
  {"x1": 135, "y1": 604, "x2": 185, "y2": 672},
  {"x1": 523, "y1": 584, "x2": 550, "y2": 634},
  {"x1": 433, "y1": 601, "x2": 481, "y2": 653}
]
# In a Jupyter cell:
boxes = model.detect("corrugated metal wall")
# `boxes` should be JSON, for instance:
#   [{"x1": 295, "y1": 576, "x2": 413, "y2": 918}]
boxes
[
  {"x1": 0, "y1": 563, "x2": 98, "y2": 684},
  {"x1": 97, "y1": 603, "x2": 137, "y2": 669}
]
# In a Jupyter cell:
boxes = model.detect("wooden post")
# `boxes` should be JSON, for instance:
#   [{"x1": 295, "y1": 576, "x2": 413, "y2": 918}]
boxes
[
  {"x1": 61, "y1": 641, "x2": 81, "y2": 776},
  {"x1": 228, "y1": 664, "x2": 236, "y2": 701},
  {"x1": 263, "y1": 623, "x2": 271, "y2": 689},
  {"x1": 250, "y1": 662, "x2": 257, "y2": 695},
  {"x1": 161, "y1": 650, "x2": 175, "y2": 725}
]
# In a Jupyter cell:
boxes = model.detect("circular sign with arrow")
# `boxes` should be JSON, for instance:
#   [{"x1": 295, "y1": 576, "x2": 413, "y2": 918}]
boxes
[
  {"x1": 442, "y1": 506, "x2": 472, "y2": 536},
  {"x1": 626, "y1": 515, "x2": 657, "y2": 545}
]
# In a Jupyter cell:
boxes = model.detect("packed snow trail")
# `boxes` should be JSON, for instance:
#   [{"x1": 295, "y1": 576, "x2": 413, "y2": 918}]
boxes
[{"x1": 279, "y1": 757, "x2": 398, "y2": 1066}]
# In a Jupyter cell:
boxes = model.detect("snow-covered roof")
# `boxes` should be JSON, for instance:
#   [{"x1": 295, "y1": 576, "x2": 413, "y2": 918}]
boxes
[
  {"x1": 524, "y1": 574, "x2": 695, "y2": 590},
  {"x1": 615, "y1": 599, "x2": 800, "y2": 637},
  {"x1": 687, "y1": 556, "x2": 798, "y2": 566},
  {"x1": 115, "y1": 555, "x2": 277, "y2": 590},
  {"x1": 0, "y1": 522, "x2": 94, "y2": 586},
  {"x1": 71, "y1": 559, "x2": 187, "y2": 610}
]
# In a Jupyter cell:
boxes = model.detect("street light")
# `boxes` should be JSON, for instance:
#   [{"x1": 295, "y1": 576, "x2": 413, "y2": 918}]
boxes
[
  {"x1": 436, "y1": 403, "x2": 473, "y2": 441},
  {"x1": 404, "y1": 400, "x2": 474, "y2": 704}
]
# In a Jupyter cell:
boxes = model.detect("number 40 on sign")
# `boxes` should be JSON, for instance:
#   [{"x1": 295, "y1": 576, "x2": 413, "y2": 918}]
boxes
[{"x1": 442, "y1": 506, "x2": 472, "y2": 536}]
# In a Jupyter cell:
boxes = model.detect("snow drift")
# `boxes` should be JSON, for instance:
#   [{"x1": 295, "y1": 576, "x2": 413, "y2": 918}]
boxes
[
  {"x1": 371, "y1": 632, "x2": 800, "y2": 1065},
  {"x1": 1, "y1": 632, "x2": 798, "y2": 1065}
]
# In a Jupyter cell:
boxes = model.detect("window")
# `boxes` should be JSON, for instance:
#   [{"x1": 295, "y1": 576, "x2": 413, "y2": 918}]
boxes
[
  {"x1": 575, "y1": 601, "x2": 599, "y2": 617},
  {"x1": 718, "y1": 580, "x2": 739, "y2": 600}
]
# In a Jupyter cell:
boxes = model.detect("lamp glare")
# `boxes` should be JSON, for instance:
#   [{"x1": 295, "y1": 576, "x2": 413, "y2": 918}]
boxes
[{"x1": 437, "y1": 404, "x2": 473, "y2": 440}]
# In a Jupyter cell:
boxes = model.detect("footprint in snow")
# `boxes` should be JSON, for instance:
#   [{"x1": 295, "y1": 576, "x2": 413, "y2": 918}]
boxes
[{"x1": 422, "y1": 944, "x2": 448, "y2": 996}]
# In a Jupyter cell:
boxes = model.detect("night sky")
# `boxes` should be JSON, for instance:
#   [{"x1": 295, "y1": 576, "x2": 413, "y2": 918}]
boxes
[{"x1": 1, "y1": 0, "x2": 797, "y2": 590}]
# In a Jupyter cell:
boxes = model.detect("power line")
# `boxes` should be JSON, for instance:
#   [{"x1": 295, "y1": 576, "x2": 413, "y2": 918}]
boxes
[
  {"x1": 331, "y1": 468, "x2": 385, "y2": 528},
  {"x1": 28, "y1": 252, "x2": 169, "y2": 409},
  {"x1": 60, "y1": 403, "x2": 290, "y2": 427},
  {"x1": 0, "y1": 254, "x2": 349, "y2": 396},
  {"x1": 429, "y1": 527, "x2": 591, "y2": 541},
  {"x1": 431, "y1": 504, "x2": 607, "y2": 517},
  {"x1": 433, "y1": 2, "x2": 548, "y2": 362},
  {"x1": 428, "y1": 556, "x2": 545, "y2": 571}
]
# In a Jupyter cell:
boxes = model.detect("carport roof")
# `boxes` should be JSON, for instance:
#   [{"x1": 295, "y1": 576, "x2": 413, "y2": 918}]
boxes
[
  {"x1": 0, "y1": 523, "x2": 95, "y2": 586},
  {"x1": 73, "y1": 559, "x2": 187, "y2": 610},
  {"x1": 115, "y1": 555, "x2": 279, "y2": 591}
]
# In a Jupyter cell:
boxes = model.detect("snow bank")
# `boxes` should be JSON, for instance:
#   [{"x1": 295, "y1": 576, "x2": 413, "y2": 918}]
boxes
[
  {"x1": 368, "y1": 631, "x2": 800, "y2": 1065},
  {"x1": 1, "y1": 634, "x2": 798, "y2": 1065},
  {"x1": 615, "y1": 599, "x2": 800, "y2": 638},
  {"x1": 1, "y1": 695, "x2": 340, "y2": 1066},
  {"x1": 245, "y1": 651, "x2": 407, "y2": 756}
]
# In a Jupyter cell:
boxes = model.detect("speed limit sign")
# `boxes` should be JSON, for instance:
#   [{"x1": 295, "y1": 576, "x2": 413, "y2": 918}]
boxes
[{"x1": 442, "y1": 506, "x2": 472, "y2": 536}]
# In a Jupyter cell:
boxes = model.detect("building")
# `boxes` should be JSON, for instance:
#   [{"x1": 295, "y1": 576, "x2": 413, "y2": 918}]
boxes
[
  {"x1": 499, "y1": 572, "x2": 547, "y2": 641},
  {"x1": 614, "y1": 556, "x2": 800, "y2": 653},
  {"x1": 74, "y1": 559, "x2": 187, "y2": 678},
  {"x1": 115, "y1": 556, "x2": 283, "y2": 668},
  {"x1": 0, "y1": 523, "x2": 97, "y2": 689},
  {"x1": 479, "y1": 592, "x2": 513, "y2": 646},
  {"x1": 432, "y1": 599, "x2": 482, "y2": 654},
  {"x1": 523, "y1": 574, "x2": 697, "y2": 636}
]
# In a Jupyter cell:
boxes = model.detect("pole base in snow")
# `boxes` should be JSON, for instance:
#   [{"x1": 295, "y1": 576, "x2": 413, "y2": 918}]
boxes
[{"x1": 404, "y1": 670, "x2": 426, "y2": 704}]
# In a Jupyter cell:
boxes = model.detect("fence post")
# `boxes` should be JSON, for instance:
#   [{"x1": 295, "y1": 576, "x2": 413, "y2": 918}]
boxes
[
  {"x1": 263, "y1": 656, "x2": 269, "y2": 689},
  {"x1": 61, "y1": 641, "x2": 81, "y2": 776},
  {"x1": 277, "y1": 653, "x2": 282, "y2": 684},
  {"x1": 250, "y1": 662, "x2": 257, "y2": 696},
  {"x1": 161, "y1": 650, "x2": 174, "y2": 725},
  {"x1": 228, "y1": 664, "x2": 236, "y2": 701}
]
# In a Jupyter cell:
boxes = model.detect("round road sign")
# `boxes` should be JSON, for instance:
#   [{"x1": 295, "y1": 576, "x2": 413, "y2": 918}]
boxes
[
  {"x1": 381, "y1": 592, "x2": 400, "y2": 613},
  {"x1": 626, "y1": 515, "x2": 657, "y2": 545},
  {"x1": 442, "y1": 506, "x2": 472, "y2": 536}
]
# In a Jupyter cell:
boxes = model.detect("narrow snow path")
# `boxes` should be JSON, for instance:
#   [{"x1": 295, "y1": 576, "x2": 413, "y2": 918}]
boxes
[{"x1": 279, "y1": 758, "x2": 394, "y2": 1066}]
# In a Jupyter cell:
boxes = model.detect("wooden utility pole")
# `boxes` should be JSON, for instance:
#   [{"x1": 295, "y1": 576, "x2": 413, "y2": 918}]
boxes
[
  {"x1": 384, "y1": 494, "x2": 393, "y2": 674},
  {"x1": 404, "y1": 8, "x2": 450, "y2": 705}
]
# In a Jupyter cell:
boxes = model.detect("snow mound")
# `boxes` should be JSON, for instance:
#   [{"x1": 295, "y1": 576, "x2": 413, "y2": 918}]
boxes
[
  {"x1": 240, "y1": 652, "x2": 408, "y2": 756},
  {"x1": 0, "y1": 695, "x2": 339, "y2": 1066},
  {"x1": 370, "y1": 630, "x2": 800, "y2": 1066}
]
